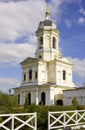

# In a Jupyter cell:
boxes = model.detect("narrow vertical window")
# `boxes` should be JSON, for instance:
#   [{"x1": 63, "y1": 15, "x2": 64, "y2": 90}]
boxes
[
  {"x1": 23, "y1": 73, "x2": 26, "y2": 81},
  {"x1": 40, "y1": 37, "x2": 43, "y2": 44},
  {"x1": 63, "y1": 70, "x2": 66, "y2": 80},
  {"x1": 52, "y1": 37, "x2": 56, "y2": 49},
  {"x1": 41, "y1": 92, "x2": 45, "y2": 105},
  {"x1": 28, "y1": 93, "x2": 31, "y2": 105},
  {"x1": 39, "y1": 37, "x2": 43, "y2": 49},
  {"x1": 29, "y1": 70, "x2": 32, "y2": 80},
  {"x1": 35, "y1": 71, "x2": 38, "y2": 79}
]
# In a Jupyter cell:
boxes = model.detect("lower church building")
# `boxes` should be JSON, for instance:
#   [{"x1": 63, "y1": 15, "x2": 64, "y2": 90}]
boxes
[
  {"x1": 14, "y1": 9, "x2": 76, "y2": 106},
  {"x1": 63, "y1": 84, "x2": 85, "y2": 106}
]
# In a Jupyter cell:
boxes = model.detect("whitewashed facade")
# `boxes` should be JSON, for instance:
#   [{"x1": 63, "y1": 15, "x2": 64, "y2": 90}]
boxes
[{"x1": 14, "y1": 9, "x2": 76, "y2": 106}]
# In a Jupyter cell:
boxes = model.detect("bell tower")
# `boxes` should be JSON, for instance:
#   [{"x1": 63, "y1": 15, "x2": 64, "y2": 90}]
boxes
[{"x1": 35, "y1": 9, "x2": 61, "y2": 61}]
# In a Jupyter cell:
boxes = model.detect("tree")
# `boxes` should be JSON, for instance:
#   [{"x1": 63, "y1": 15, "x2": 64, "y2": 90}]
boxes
[
  {"x1": 0, "y1": 91, "x2": 17, "y2": 112},
  {"x1": 72, "y1": 97, "x2": 78, "y2": 106}
]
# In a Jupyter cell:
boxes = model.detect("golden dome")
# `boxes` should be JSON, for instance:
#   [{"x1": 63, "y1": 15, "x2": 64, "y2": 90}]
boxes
[{"x1": 45, "y1": 9, "x2": 50, "y2": 15}]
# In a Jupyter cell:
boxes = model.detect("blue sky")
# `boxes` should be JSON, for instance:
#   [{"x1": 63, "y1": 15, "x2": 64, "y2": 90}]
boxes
[{"x1": 0, "y1": 0, "x2": 85, "y2": 93}]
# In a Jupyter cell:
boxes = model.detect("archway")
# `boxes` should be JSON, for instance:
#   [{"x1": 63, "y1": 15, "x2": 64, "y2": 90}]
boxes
[{"x1": 56, "y1": 99, "x2": 63, "y2": 105}]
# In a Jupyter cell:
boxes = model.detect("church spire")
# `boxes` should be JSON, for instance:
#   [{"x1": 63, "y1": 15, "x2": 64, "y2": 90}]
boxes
[{"x1": 45, "y1": 4, "x2": 50, "y2": 20}]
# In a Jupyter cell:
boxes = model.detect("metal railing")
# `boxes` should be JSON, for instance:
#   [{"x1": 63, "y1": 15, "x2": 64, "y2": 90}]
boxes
[
  {"x1": 48, "y1": 110, "x2": 85, "y2": 130},
  {"x1": 0, "y1": 112, "x2": 37, "y2": 130}
]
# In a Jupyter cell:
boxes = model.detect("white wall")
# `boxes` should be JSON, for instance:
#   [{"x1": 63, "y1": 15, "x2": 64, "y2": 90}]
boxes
[{"x1": 63, "y1": 88, "x2": 85, "y2": 105}]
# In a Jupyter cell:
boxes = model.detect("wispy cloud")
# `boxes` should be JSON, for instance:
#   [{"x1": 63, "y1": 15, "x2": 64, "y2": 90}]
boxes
[
  {"x1": 0, "y1": 0, "x2": 46, "y2": 42},
  {"x1": 0, "y1": 0, "x2": 28, "y2": 3},
  {"x1": 64, "y1": 19, "x2": 72, "y2": 27},
  {"x1": 69, "y1": 57, "x2": 85, "y2": 78},
  {"x1": 0, "y1": 77, "x2": 20, "y2": 92},
  {"x1": 78, "y1": 17, "x2": 85, "y2": 24},
  {"x1": 0, "y1": 0, "x2": 80, "y2": 42},
  {"x1": 79, "y1": 8, "x2": 85, "y2": 16},
  {"x1": 0, "y1": 42, "x2": 36, "y2": 66}
]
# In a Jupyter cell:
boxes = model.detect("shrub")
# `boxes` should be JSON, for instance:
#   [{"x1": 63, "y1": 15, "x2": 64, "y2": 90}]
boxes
[
  {"x1": 72, "y1": 97, "x2": 79, "y2": 106},
  {"x1": 0, "y1": 91, "x2": 17, "y2": 113}
]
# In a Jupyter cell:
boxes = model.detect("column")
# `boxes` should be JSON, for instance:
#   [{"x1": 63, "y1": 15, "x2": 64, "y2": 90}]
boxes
[{"x1": 35, "y1": 88, "x2": 38, "y2": 105}]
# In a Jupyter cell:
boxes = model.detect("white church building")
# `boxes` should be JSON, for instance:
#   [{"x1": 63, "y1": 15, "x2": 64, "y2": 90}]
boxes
[{"x1": 14, "y1": 9, "x2": 76, "y2": 106}]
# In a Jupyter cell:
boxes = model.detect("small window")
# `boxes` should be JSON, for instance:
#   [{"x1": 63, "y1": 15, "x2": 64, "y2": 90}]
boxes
[
  {"x1": 40, "y1": 37, "x2": 43, "y2": 44},
  {"x1": 39, "y1": 55, "x2": 42, "y2": 59},
  {"x1": 23, "y1": 73, "x2": 26, "y2": 81},
  {"x1": 39, "y1": 37, "x2": 43, "y2": 49},
  {"x1": 52, "y1": 37, "x2": 56, "y2": 49},
  {"x1": 28, "y1": 93, "x2": 31, "y2": 105},
  {"x1": 35, "y1": 71, "x2": 38, "y2": 79},
  {"x1": 63, "y1": 70, "x2": 66, "y2": 80},
  {"x1": 29, "y1": 70, "x2": 32, "y2": 80}
]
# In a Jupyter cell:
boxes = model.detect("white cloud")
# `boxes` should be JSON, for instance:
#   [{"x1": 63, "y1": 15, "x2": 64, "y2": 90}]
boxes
[
  {"x1": 79, "y1": 8, "x2": 85, "y2": 16},
  {"x1": 0, "y1": 77, "x2": 20, "y2": 93},
  {"x1": 64, "y1": 19, "x2": 72, "y2": 27},
  {"x1": 0, "y1": 0, "x2": 71, "y2": 43},
  {"x1": 0, "y1": 77, "x2": 20, "y2": 86},
  {"x1": 78, "y1": 17, "x2": 85, "y2": 24},
  {"x1": 69, "y1": 57, "x2": 85, "y2": 78},
  {"x1": 0, "y1": 0, "x2": 46, "y2": 42},
  {"x1": 49, "y1": 0, "x2": 78, "y2": 20},
  {"x1": 0, "y1": 0, "x2": 66, "y2": 66},
  {"x1": 0, "y1": 42, "x2": 36, "y2": 66},
  {"x1": 0, "y1": 0, "x2": 79, "y2": 43}
]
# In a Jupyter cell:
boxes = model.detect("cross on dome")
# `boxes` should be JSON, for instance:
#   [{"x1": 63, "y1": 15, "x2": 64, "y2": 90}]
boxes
[{"x1": 45, "y1": 3, "x2": 50, "y2": 20}]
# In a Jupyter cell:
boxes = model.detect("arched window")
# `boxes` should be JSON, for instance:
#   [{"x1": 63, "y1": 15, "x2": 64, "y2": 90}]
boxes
[
  {"x1": 41, "y1": 92, "x2": 46, "y2": 105},
  {"x1": 29, "y1": 70, "x2": 32, "y2": 80},
  {"x1": 63, "y1": 70, "x2": 66, "y2": 80},
  {"x1": 39, "y1": 37, "x2": 43, "y2": 49},
  {"x1": 28, "y1": 93, "x2": 31, "y2": 105},
  {"x1": 52, "y1": 37, "x2": 56, "y2": 49}
]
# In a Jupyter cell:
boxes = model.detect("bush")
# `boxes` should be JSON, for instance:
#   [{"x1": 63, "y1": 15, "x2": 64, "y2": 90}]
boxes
[
  {"x1": 0, "y1": 94, "x2": 85, "y2": 130},
  {"x1": 72, "y1": 97, "x2": 79, "y2": 106},
  {"x1": 0, "y1": 91, "x2": 17, "y2": 113}
]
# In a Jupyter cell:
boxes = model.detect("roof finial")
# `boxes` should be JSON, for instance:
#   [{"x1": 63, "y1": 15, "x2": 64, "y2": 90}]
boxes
[{"x1": 45, "y1": 3, "x2": 50, "y2": 20}]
